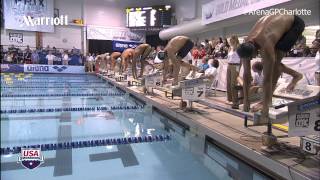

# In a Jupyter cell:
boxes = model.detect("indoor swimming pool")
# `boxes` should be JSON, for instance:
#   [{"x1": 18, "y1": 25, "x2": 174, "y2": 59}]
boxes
[{"x1": 1, "y1": 73, "x2": 270, "y2": 180}]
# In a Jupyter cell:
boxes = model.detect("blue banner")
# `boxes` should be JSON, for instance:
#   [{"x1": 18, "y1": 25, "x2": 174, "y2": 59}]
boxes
[
  {"x1": 112, "y1": 40, "x2": 141, "y2": 52},
  {"x1": 1, "y1": 64, "x2": 24, "y2": 73}
]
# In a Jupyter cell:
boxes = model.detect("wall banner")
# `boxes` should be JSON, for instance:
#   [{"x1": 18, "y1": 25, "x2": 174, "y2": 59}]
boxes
[
  {"x1": 24, "y1": 64, "x2": 85, "y2": 74},
  {"x1": 1, "y1": 64, "x2": 24, "y2": 73},
  {"x1": 87, "y1": 25, "x2": 145, "y2": 43},
  {"x1": 112, "y1": 40, "x2": 141, "y2": 52},
  {"x1": 4, "y1": 0, "x2": 54, "y2": 32},
  {"x1": 9, "y1": 33, "x2": 23, "y2": 43},
  {"x1": 202, "y1": 0, "x2": 291, "y2": 25}
]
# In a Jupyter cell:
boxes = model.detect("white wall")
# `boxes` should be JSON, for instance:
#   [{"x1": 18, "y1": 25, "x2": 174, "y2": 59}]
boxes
[
  {"x1": 42, "y1": 26, "x2": 82, "y2": 49},
  {"x1": 42, "y1": 0, "x2": 83, "y2": 50}
]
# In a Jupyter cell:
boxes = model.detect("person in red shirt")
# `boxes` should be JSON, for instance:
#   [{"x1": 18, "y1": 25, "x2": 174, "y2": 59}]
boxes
[
  {"x1": 192, "y1": 46, "x2": 200, "y2": 60},
  {"x1": 199, "y1": 44, "x2": 206, "y2": 59}
]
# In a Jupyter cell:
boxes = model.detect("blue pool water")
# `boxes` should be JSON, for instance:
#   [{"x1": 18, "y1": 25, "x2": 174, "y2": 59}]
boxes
[{"x1": 1, "y1": 73, "x2": 270, "y2": 180}]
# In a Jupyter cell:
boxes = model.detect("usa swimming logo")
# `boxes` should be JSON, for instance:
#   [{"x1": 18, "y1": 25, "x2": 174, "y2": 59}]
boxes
[{"x1": 18, "y1": 148, "x2": 44, "y2": 169}]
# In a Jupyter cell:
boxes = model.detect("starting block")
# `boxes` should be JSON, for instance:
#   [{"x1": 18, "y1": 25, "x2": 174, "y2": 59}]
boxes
[{"x1": 253, "y1": 97, "x2": 293, "y2": 125}]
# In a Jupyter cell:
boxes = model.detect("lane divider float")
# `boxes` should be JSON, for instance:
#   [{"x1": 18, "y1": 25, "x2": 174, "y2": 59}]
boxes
[
  {"x1": 0, "y1": 134, "x2": 171, "y2": 155},
  {"x1": 1, "y1": 105, "x2": 145, "y2": 114},
  {"x1": 1, "y1": 92, "x2": 125, "y2": 97}
]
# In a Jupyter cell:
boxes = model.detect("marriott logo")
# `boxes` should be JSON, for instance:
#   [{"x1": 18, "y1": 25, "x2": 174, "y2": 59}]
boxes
[{"x1": 22, "y1": 15, "x2": 68, "y2": 26}]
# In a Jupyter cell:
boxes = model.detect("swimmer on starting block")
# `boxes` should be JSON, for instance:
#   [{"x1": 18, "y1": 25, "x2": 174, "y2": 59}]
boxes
[
  {"x1": 237, "y1": 15, "x2": 305, "y2": 120},
  {"x1": 121, "y1": 48, "x2": 135, "y2": 74},
  {"x1": 132, "y1": 44, "x2": 154, "y2": 79},
  {"x1": 158, "y1": 36, "x2": 199, "y2": 85},
  {"x1": 110, "y1": 52, "x2": 122, "y2": 72},
  {"x1": 95, "y1": 53, "x2": 108, "y2": 73}
]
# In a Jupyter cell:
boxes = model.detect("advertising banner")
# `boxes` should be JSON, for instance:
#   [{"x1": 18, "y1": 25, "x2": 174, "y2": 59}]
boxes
[
  {"x1": 202, "y1": 0, "x2": 291, "y2": 25},
  {"x1": 1, "y1": 64, "x2": 24, "y2": 73},
  {"x1": 24, "y1": 64, "x2": 85, "y2": 74},
  {"x1": 181, "y1": 78, "x2": 206, "y2": 101},
  {"x1": 214, "y1": 57, "x2": 319, "y2": 92},
  {"x1": 87, "y1": 25, "x2": 145, "y2": 43},
  {"x1": 182, "y1": 84, "x2": 206, "y2": 101},
  {"x1": 112, "y1": 40, "x2": 141, "y2": 52},
  {"x1": 288, "y1": 98, "x2": 320, "y2": 137},
  {"x1": 9, "y1": 33, "x2": 23, "y2": 44},
  {"x1": 4, "y1": 0, "x2": 54, "y2": 32}
]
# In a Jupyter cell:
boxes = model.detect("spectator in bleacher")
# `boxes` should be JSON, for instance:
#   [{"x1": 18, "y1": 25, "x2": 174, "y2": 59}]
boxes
[
  {"x1": 315, "y1": 29, "x2": 320, "y2": 39},
  {"x1": 226, "y1": 35, "x2": 241, "y2": 109},
  {"x1": 237, "y1": 61, "x2": 264, "y2": 100},
  {"x1": 31, "y1": 50, "x2": 39, "y2": 64},
  {"x1": 220, "y1": 38, "x2": 230, "y2": 58},
  {"x1": 213, "y1": 37, "x2": 224, "y2": 58},
  {"x1": 199, "y1": 44, "x2": 206, "y2": 59},
  {"x1": 24, "y1": 45, "x2": 31, "y2": 53},
  {"x1": 44, "y1": 45, "x2": 51, "y2": 54},
  {"x1": 17, "y1": 49, "x2": 24, "y2": 64},
  {"x1": 24, "y1": 49, "x2": 32, "y2": 64},
  {"x1": 290, "y1": 35, "x2": 306, "y2": 57},
  {"x1": 46, "y1": 51, "x2": 55, "y2": 65},
  {"x1": 191, "y1": 46, "x2": 200, "y2": 63},
  {"x1": 311, "y1": 39, "x2": 320, "y2": 66},
  {"x1": 204, "y1": 59, "x2": 219, "y2": 79},
  {"x1": 54, "y1": 54, "x2": 62, "y2": 65},
  {"x1": 62, "y1": 51, "x2": 69, "y2": 65},
  {"x1": 252, "y1": 61, "x2": 264, "y2": 87},
  {"x1": 52, "y1": 46, "x2": 58, "y2": 55},
  {"x1": 210, "y1": 37, "x2": 218, "y2": 54},
  {"x1": 5, "y1": 52, "x2": 14, "y2": 64},
  {"x1": 198, "y1": 57, "x2": 210, "y2": 73},
  {"x1": 204, "y1": 39, "x2": 211, "y2": 54},
  {"x1": 8, "y1": 44, "x2": 17, "y2": 53}
]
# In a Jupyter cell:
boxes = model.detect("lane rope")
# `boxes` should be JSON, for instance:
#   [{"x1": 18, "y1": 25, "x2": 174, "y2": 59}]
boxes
[
  {"x1": 1, "y1": 92, "x2": 125, "y2": 97},
  {"x1": 1, "y1": 86, "x2": 113, "y2": 89},
  {"x1": 1, "y1": 105, "x2": 145, "y2": 114},
  {"x1": 1, "y1": 134, "x2": 171, "y2": 155}
]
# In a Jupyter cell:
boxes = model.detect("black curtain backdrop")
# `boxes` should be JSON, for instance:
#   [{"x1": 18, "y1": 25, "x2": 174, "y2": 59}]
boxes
[
  {"x1": 146, "y1": 34, "x2": 168, "y2": 48},
  {"x1": 88, "y1": 40, "x2": 113, "y2": 55}
]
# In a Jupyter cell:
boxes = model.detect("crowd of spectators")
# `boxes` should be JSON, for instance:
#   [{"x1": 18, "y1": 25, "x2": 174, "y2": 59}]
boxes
[
  {"x1": 0, "y1": 45, "x2": 84, "y2": 66},
  {"x1": 190, "y1": 31, "x2": 319, "y2": 61}
]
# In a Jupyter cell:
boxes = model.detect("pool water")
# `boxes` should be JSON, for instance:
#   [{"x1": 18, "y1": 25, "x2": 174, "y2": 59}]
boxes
[{"x1": 1, "y1": 73, "x2": 270, "y2": 180}]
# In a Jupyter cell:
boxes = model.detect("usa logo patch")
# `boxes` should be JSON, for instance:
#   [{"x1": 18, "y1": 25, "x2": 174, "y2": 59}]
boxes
[{"x1": 18, "y1": 148, "x2": 44, "y2": 169}]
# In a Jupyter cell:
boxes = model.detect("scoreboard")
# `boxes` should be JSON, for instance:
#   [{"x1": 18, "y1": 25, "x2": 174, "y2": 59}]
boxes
[{"x1": 126, "y1": 5, "x2": 172, "y2": 30}]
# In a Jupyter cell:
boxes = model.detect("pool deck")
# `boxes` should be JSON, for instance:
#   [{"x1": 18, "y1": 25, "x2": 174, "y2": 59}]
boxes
[{"x1": 97, "y1": 74, "x2": 319, "y2": 180}]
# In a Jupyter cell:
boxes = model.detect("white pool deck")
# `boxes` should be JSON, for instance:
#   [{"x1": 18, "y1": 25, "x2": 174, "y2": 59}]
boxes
[{"x1": 97, "y1": 73, "x2": 320, "y2": 180}]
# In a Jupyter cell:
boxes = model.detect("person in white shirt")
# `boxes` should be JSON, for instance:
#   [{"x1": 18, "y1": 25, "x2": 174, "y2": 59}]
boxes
[
  {"x1": 311, "y1": 39, "x2": 320, "y2": 85},
  {"x1": 204, "y1": 59, "x2": 219, "y2": 79},
  {"x1": 62, "y1": 51, "x2": 69, "y2": 65},
  {"x1": 226, "y1": 35, "x2": 241, "y2": 109},
  {"x1": 237, "y1": 61, "x2": 264, "y2": 98},
  {"x1": 86, "y1": 53, "x2": 94, "y2": 72},
  {"x1": 46, "y1": 51, "x2": 55, "y2": 65}
]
